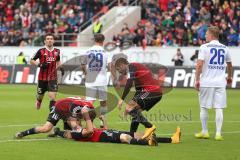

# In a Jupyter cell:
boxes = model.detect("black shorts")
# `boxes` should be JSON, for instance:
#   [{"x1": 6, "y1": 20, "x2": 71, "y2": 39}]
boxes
[
  {"x1": 47, "y1": 106, "x2": 60, "y2": 126},
  {"x1": 37, "y1": 80, "x2": 58, "y2": 95},
  {"x1": 132, "y1": 91, "x2": 162, "y2": 111},
  {"x1": 99, "y1": 130, "x2": 133, "y2": 143}
]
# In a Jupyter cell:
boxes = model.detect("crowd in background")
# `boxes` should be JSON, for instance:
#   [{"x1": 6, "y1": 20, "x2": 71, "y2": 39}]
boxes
[
  {"x1": 0, "y1": 0, "x2": 239, "y2": 47},
  {"x1": 0, "y1": 0, "x2": 114, "y2": 46},
  {"x1": 113, "y1": 0, "x2": 240, "y2": 47}
]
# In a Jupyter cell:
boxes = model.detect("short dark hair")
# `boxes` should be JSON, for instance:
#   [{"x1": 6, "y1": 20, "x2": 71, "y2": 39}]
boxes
[
  {"x1": 44, "y1": 33, "x2": 55, "y2": 40},
  {"x1": 112, "y1": 53, "x2": 128, "y2": 67},
  {"x1": 115, "y1": 58, "x2": 129, "y2": 68},
  {"x1": 93, "y1": 33, "x2": 105, "y2": 43}
]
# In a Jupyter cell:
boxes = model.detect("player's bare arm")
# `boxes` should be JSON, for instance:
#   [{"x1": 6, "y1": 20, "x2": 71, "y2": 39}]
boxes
[
  {"x1": 81, "y1": 107, "x2": 94, "y2": 135},
  {"x1": 118, "y1": 78, "x2": 133, "y2": 110},
  {"x1": 226, "y1": 62, "x2": 233, "y2": 86},
  {"x1": 81, "y1": 64, "x2": 87, "y2": 75},
  {"x1": 99, "y1": 115, "x2": 108, "y2": 129},
  {"x1": 30, "y1": 59, "x2": 39, "y2": 66},
  {"x1": 195, "y1": 60, "x2": 204, "y2": 91},
  {"x1": 108, "y1": 62, "x2": 117, "y2": 84}
]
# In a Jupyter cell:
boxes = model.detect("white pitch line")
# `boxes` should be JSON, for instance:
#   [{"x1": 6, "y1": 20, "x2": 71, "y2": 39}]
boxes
[
  {"x1": 0, "y1": 138, "x2": 56, "y2": 143},
  {"x1": 0, "y1": 124, "x2": 42, "y2": 128},
  {"x1": 115, "y1": 121, "x2": 240, "y2": 124},
  {"x1": 0, "y1": 121, "x2": 240, "y2": 128}
]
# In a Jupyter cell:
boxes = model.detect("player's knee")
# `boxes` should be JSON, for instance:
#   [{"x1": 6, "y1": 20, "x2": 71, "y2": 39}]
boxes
[
  {"x1": 120, "y1": 134, "x2": 132, "y2": 143},
  {"x1": 125, "y1": 106, "x2": 134, "y2": 114},
  {"x1": 37, "y1": 125, "x2": 52, "y2": 133},
  {"x1": 65, "y1": 131, "x2": 72, "y2": 139},
  {"x1": 48, "y1": 92, "x2": 56, "y2": 100}
]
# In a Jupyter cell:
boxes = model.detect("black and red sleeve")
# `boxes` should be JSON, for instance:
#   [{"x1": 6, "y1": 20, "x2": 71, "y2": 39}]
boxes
[
  {"x1": 56, "y1": 49, "x2": 60, "y2": 62},
  {"x1": 31, "y1": 49, "x2": 41, "y2": 60}
]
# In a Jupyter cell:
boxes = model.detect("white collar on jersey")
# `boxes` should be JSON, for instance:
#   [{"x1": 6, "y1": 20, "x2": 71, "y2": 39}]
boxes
[
  {"x1": 210, "y1": 40, "x2": 219, "y2": 43},
  {"x1": 45, "y1": 46, "x2": 55, "y2": 52}
]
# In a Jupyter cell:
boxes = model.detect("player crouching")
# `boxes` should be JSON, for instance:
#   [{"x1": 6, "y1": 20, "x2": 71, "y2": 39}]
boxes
[{"x1": 14, "y1": 97, "x2": 95, "y2": 139}]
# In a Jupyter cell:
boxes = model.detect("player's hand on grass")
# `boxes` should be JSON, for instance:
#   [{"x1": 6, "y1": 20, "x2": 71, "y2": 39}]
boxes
[
  {"x1": 118, "y1": 99, "x2": 123, "y2": 110},
  {"x1": 38, "y1": 62, "x2": 48, "y2": 69},
  {"x1": 195, "y1": 81, "x2": 200, "y2": 91}
]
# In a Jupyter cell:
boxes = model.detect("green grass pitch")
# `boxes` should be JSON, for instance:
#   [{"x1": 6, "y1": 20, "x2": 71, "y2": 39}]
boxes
[{"x1": 0, "y1": 84, "x2": 239, "y2": 160}]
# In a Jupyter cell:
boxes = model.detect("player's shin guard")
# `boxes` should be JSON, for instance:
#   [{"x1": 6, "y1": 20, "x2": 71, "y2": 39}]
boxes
[
  {"x1": 156, "y1": 137, "x2": 172, "y2": 143},
  {"x1": 130, "y1": 138, "x2": 148, "y2": 145},
  {"x1": 63, "y1": 122, "x2": 72, "y2": 130},
  {"x1": 130, "y1": 117, "x2": 140, "y2": 133},
  {"x1": 54, "y1": 128, "x2": 65, "y2": 138},
  {"x1": 49, "y1": 100, "x2": 56, "y2": 111},
  {"x1": 129, "y1": 108, "x2": 152, "y2": 129},
  {"x1": 36, "y1": 94, "x2": 43, "y2": 101},
  {"x1": 21, "y1": 128, "x2": 37, "y2": 137}
]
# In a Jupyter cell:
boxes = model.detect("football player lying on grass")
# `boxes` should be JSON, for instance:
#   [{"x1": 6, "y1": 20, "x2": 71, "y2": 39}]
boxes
[{"x1": 53, "y1": 115, "x2": 181, "y2": 146}]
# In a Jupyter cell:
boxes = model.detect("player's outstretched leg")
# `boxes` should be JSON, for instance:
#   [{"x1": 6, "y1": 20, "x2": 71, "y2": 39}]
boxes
[
  {"x1": 154, "y1": 127, "x2": 181, "y2": 144},
  {"x1": 14, "y1": 122, "x2": 53, "y2": 139},
  {"x1": 120, "y1": 133, "x2": 158, "y2": 146}
]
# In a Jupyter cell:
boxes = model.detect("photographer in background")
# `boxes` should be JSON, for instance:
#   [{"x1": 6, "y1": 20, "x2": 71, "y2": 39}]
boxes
[{"x1": 172, "y1": 48, "x2": 184, "y2": 66}]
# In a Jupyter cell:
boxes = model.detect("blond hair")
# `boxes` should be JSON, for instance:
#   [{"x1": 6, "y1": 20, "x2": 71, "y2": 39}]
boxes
[{"x1": 207, "y1": 26, "x2": 220, "y2": 39}]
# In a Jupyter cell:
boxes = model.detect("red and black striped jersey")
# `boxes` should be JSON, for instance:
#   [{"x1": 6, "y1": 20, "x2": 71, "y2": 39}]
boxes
[
  {"x1": 32, "y1": 47, "x2": 60, "y2": 81},
  {"x1": 78, "y1": 128, "x2": 105, "y2": 142},
  {"x1": 55, "y1": 97, "x2": 94, "y2": 120},
  {"x1": 121, "y1": 63, "x2": 162, "y2": 100}
]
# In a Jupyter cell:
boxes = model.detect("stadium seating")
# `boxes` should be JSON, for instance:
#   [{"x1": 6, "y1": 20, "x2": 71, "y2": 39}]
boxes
[
  {"x1": 0, "y1": 0, "x2": 113, "y2": 46},
  {"x1": 0, "y1": 0, "x2": 239, "y2": 47},
  {"x1": 112, "y1": 0, "x2": 240, "y2": 47}
]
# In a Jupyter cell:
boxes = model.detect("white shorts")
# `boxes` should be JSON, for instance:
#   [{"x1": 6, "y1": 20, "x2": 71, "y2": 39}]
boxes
[
  {"x1": 85, "y1": 86, "x2": 107, "y2": 101},
  {"x1": 199, "y1": 87, "x2": 226, "y2": 109}
]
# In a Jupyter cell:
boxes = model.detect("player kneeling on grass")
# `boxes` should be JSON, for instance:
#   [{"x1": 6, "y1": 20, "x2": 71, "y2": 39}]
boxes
[
  {"x1": 15, "y1": 97, "x2": 95, "y2": 139},
  {"x1": 53, "y1": 115, "x2": 181, "y2": 146}
]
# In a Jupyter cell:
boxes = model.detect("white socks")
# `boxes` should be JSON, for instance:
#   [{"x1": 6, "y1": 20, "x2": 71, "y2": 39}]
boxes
[
  {"x1": 200, "y1": 107, "x2": 209, "y2": 134},
  {"x1": 215, "y1": 109, "x2": 223, "y2": 136},
  {"x1": 200, "y1": 108, "x2": 223, "y2": 136}
]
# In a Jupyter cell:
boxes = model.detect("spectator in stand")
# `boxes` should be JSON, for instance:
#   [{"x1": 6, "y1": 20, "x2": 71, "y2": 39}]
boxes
[
  {"x1": 93, "y1": 18, "x2": 103, "y2": 34},
  {"x1": 190, "y1": 50, "x2": 199, "y2": 66},
  {"x1": 227, "y1": 28, "x2": 238, "y2": 46},
  {"x1": 112, "y1": 0, "x2": 240, "y2": 47},
  {"x1": 172, "y1": 48, "x2": 184, "y2": 66},
  {"x1": 0, "y1": 0, "x2": 114, "y2": 46},
  {"x1": 17, "y1": 52, "x2": 27, "y2": 65}
]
